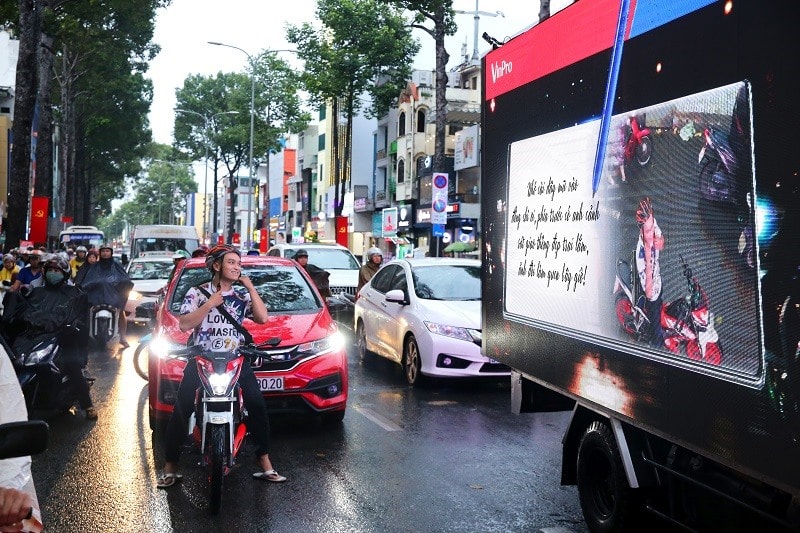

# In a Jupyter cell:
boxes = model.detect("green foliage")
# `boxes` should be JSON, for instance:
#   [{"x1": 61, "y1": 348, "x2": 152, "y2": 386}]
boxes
[{"x1": 287, "y1": 0, "x2": 419, "y2": 119}]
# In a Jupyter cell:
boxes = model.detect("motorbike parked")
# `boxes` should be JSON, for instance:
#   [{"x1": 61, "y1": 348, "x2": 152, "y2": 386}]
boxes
[
  {"x1": 167, "y1": 343, "x2": 264, "y2": 514},
  {"x1": 624, "y1": 115, "x2": 652, "y2": 167},
  {"x1": 660, "y1": 255, "x2": 722, "y2": 365},
  {"x1": 613, "y1": 253, "x2": 722, "y2": 365}
]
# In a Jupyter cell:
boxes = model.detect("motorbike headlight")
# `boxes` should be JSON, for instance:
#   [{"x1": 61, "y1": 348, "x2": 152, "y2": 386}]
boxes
[
  {"x1": 296, "y1": 332, "x2": 345, "y2": 357},
  {"x1": 424, "y1": 321, "x2": 476, "y2": 342},
  {"x1": 26, "y1": 342, "x2": 58, "y2": 366},
  {"x1": 197, "y1": 357, "x2": 243, "y2": 396},
  {"x1": 128, "y1": 290, "x2": 143, "y2": 301}
]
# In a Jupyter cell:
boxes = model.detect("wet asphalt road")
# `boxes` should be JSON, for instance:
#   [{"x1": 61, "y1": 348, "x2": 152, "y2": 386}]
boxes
[{"x1": 29, "y1": 328, "x2": 587, "y2": 532}]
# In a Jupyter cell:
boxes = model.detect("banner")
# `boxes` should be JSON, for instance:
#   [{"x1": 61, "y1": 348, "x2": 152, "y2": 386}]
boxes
[
  {"x1": 335, "y1": 216, "x2": 348, "y2": 248},
  {"x1": 431, "y1": 173, "x2": 448, "y2": 225},
  {"x1": 382, "y1": 207, "x2": 397, "y2": 237},
  {"x1": 29, "y1": 196, "x2": 49, "y2": 245}
]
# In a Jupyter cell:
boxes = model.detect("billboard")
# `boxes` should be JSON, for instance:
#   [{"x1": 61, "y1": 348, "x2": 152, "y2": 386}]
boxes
[{"x1": 454, "y1": 124, "x2": 479, "y2": 170}]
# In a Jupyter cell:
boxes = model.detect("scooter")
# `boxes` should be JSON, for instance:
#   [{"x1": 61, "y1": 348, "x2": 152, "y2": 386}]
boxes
[
  {"x1": 660, "y1": 255, "x2": 722, "y2": 365},
  {"x1": 624, "y1": 115, "x2": 652, "y2": 166},
  {"x1": 89, "y1": 304, "x2": 118, "y2": 349},
  {"x1": 4, "y1": 328, "x2": 95, "y2": 414},
  {"x1": 168, "y1": 343, "x2": 263, "y2": 514},
  {"x1": 613, "y1": 251, "x2": 654, "y2": 343}
]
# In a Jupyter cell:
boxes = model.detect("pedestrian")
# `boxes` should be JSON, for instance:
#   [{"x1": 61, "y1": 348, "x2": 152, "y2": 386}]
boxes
[
  {"x1": 293, "y1": 249, "x2": 332, "y2": 299},
  {"x1": 358, "y1": 247, "x2": 383, "y2": 293},
  {"x1": 157, "y1": 244, "x2": 285, "y2": 488}
]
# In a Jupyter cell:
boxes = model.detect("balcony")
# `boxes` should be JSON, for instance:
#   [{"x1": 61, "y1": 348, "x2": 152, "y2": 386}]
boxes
[{"x1": 376, "y1": 148, "x2": 387, "y2": 161}]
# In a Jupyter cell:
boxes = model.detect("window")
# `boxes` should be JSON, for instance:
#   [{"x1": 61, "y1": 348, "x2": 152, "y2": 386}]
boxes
[
  {"x1": 369, "y1": 265, "x2": 399, "y2": 294},
  {"x1": 416, "y1": 156, "x2": 427, "y2": 177},
  {"x1": 398, "y1": 112, "x2": 406, "y2": 136},
  {"x1": 416, "y1": 109, "x2": 426, "y2": 133},
  {"x1": 318, "y1": 133, "x2": 326, "y2": 151},
  {"x1": 319, "y1": 105, "x2": 326, "y2": 120},
  {"x1": 397, "y1": 159, "x2": 405, "y2": 183}
]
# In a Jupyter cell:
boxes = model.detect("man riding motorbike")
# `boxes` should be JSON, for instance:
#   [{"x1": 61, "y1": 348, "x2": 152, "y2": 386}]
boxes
[
  {"x1": 358, "y1": 247, "x2": 383, "y2": 293},
  {"x1": 74, "y1": 244, "x2": 133, "y2": 348},
  {"x1": 293, "y1": 249, "x2": 332, "y2": 299},
  {"x1": 2, "y1": 255, "x2": 96, "y2": 420},
  {"x1": 157, "y1": 244, "x2": 285, "y2": 488}
]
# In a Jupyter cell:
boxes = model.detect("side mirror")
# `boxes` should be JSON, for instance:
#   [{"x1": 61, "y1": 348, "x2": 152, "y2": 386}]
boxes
[
  {"x1": 0, "y1": 420, "x2": 49, "y2": 460},
  {"x1": 385, "y1": 289, "x2": 408, "y2": 305}
]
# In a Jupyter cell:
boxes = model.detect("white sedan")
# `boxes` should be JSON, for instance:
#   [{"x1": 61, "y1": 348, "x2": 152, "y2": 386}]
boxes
[
  {"x1": 354, "y1": 257, "x2": 509, "y2": 385},
  {"x1": 124, "y1": 257, "x2": 174, "y2": 326}
]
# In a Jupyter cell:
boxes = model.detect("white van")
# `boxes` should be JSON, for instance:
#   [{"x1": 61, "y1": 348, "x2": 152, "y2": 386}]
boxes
[{"x1": 129, "y1": 225, "x2": 199, "y2": 258}]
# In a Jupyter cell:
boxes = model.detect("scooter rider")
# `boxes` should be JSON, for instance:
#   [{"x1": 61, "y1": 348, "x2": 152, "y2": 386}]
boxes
[
  {"x1": 358, "y1": 246, "x2": 383, "y2": 293},
  {"x1": 157, "y1": 244, "x2": 286, "y2": 488},
  {"x1": 6, "y1": 255, "x2": 96, "y2": 420}
]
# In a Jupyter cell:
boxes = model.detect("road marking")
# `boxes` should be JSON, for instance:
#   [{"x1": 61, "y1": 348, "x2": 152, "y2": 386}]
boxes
[
  {"x1": 355, "y1": 406, "x2": 403, "y2": 431},
  {"x1": 540, "y1": 528, "x2": 579, "y2": 533}
]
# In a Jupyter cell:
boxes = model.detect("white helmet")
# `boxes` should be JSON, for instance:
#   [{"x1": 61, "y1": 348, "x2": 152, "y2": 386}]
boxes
[{"x1": 367, "y1": 247, "x2": 382, "y2": 259}]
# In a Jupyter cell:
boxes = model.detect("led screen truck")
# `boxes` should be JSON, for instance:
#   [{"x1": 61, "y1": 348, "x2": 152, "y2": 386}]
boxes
[{"x1": 481, "y1": 1, "x2": 800, "y2": 530}]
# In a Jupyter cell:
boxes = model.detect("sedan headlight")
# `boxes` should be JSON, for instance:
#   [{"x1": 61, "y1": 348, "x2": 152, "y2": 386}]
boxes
[
  {"x1": 128, "y1": 290, "x2": 143, "y2": 301},
  {"x1": 424, "y1": 321, "x2": 480, "y2": 342},
  {"x1": 296, "y1": 332, "x2": 345, "y2": 356},
  {"x1": 149, "y1": 336, "x2": 186, "y2": 360}
]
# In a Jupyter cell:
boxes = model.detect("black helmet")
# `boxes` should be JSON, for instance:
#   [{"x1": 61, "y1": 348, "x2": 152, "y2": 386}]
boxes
[{"x1": 294, "y1": 249, "x2": 308, "y2": 259}]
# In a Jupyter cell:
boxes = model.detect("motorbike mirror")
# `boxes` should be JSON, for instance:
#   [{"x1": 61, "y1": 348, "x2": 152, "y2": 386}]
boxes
[{"x1": 0, "y1": 420, "x2": 49, "y2": 460}]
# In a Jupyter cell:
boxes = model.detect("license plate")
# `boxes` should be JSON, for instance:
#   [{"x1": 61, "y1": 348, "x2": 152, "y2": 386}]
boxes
[{"x1": 257, "y1": 376, "x2": 284, "y2": 391}]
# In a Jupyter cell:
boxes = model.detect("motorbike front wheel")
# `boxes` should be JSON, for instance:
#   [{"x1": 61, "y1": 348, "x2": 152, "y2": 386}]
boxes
[
  {"x1": 635, "y1": 136, "x2": 652, "y2": 166},
  {"x1": 208, "y1": 424, "x2": 227, "y2": 515},
  {"x1": 614, "y1": 293, "x2": 636, "y2": 336},
  {"x1": 133, "y1": 341, "x2": 149, "y2": 380}
]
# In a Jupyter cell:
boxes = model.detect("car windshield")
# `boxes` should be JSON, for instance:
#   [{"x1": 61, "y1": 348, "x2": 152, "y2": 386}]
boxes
[
  {"x1": 127, "y1": 260, "x2": 173, "y2": 280},
  {"x1": 170, "y1": 264, "x2": 321, "y2": 314},
  {"x1": 288, "y1": 248, "x2": 359, "y2": 270},
  {"x1": 412, "y1": 264, "x2": 482, "y2": 301}
]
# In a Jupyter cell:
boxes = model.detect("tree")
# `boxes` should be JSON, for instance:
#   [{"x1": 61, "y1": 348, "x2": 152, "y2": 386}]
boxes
[
  {"x1": 99, "y1": 144, "x2": 197, "y2": 237},
  {"x1": 5, "y1": 0, "x2": 165, "y2": 249},
  {"x1": 173, "y1": 55, "x2": 309, "y2": 243},
  {"x1": 386, "y1": 0, "x2": 456, "y2": 177},
  {"x1": 287, "y1": 0, "x2": 419, "y2": 217}
]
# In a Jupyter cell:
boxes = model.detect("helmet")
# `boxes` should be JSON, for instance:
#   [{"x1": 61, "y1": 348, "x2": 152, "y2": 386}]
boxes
[
  {"x1": 205, "y1": 244, "x2": 240, "y2": 271},
  {"x1": 44, "y1": 255, "x2": 70, "y2": 275},
  {"x1": 635, "y1": 197, "x2": 653, "y2": 227},
  {"x1": 76, "y1": 246, "x2": 88, "y2": 253},
  {"x1": 173, "y1": 249, "x2": 190, "y2": 261},
  {"x1": 191, "y1": 245, "x2": 209, "y2": 258},
  {"x1": 98, "y1": 243, "x2": 113, "y2": 252},
  {"x1": 293, "y1": 249, "x2": 309, "y2": 259},
  {"x1": 368, "y1": 246, "x2": 383, "y2": 259}
]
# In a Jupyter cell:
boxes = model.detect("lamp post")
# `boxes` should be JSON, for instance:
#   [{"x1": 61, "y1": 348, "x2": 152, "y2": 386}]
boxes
[
  {"x1": 454, "y1": 0, "x2": 504, "y2": 61},
  {"x1": 208, "y1": 42, "x2": 296, "y2": 249},
  {"x1": 151, "y1": 159, "x2": 192, "y2": 225},
  {"x1": 175, "y1": 109, "x2": 239, "y2": 244},
  {"x1": 207, "y1": 41, "x2": 256, "y2": 248}
]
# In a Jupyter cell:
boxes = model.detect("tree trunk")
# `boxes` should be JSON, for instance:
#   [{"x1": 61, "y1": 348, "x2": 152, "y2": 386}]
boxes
[
  {"x1": 433, "y1": 3, "x2": 449, "y2": 174},
  {"x1": 7, "y1": 0, "x2": 41, "y2": 249},
  {"x1": 34, "y1": 34, "x2": 54, "y2": 199},
  {"x1": 332, "y1": 97, "x2": 341, "y2": 217},
  {"x1": 343, "y1": 90, "x2": 354, "y2": 209}
]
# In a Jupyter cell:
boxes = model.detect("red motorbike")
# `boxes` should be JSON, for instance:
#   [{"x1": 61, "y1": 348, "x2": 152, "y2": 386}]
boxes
[
  {"x1": 624, "y1": 115, "x2": 652, "y2": 166},
  {"x1": 660, "y1": 255, "x2": 722, "y2": 365},
  {"x1": 169, "y1": 343, "x2": 263, "y2": 514}
]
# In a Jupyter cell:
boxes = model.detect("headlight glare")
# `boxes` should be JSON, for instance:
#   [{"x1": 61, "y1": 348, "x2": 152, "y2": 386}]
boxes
[{"x1": 424, "y1": 321, "x2": 473, "y2": 342}]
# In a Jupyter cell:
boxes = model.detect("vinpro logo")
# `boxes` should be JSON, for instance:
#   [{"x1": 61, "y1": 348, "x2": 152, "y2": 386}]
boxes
[{"x1": 490, "y1": 59, "x2": 512, "y2": 84}]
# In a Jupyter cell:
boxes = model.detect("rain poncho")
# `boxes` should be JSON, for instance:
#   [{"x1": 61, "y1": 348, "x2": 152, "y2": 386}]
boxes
[{"x1": 74, "y1": 258, "x2": 133, "y2": 309}]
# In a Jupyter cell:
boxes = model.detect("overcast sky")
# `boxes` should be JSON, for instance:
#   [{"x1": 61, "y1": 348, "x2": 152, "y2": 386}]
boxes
[{"x1": 146, "y1": 0, "x2": 571, "y2": 145}]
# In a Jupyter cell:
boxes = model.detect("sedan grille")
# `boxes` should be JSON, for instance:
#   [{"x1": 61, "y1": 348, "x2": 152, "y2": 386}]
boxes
[{"x1": 250, "y1": 345, "x2": 315, "y2": 372}]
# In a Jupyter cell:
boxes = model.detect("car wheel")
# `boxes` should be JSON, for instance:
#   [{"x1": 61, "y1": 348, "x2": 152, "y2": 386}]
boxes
[
  {"x1": 403, "y1": 335, "x2": 423, "y2": 386},
  {"x1": 356, "y1": 321, "x2": 370, "y2": 363}
]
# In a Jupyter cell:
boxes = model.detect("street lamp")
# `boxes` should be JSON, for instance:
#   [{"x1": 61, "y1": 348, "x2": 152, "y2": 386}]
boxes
[
  {"x1": 175, "y1": 108, "x2": 239, "y2": 244},
  {"x1": 150, "y1": 159, "x2": 193, "y2": 225},
  {"x1": 207, "y1": 42, "x2": 296, "y2": 249},
  {"x1": 454, "y1": 0, "x2": 504, "y2": 61}
]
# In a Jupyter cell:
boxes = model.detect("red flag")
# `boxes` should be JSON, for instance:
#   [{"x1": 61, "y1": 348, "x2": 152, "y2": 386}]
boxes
[{"x1": 29, "y1": 196, "x2": 49, "y2": 245}]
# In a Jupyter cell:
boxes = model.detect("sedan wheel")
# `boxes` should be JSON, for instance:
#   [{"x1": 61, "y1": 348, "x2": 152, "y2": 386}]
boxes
[
  {"x1": 356, "y1": 321, "x2": 369, "y2": 363},
  {"x1": 403, "y1": 335, "x2": 423, "y2": 385}
]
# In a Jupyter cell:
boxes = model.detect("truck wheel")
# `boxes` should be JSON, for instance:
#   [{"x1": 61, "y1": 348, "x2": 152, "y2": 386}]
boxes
[{"x1": 577, "y1": 420, "x2": 641, "y2": 532}]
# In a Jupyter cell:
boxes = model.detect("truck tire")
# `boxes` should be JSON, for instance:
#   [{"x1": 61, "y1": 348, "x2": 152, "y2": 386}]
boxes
[{"x1": 577, "y1": 420, "x2": 642, "y2": 532}]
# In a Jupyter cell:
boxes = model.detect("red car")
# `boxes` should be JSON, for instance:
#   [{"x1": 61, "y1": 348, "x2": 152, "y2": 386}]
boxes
[{"x1": 147, "y1": 255, "x2": 348, "y2": 429}]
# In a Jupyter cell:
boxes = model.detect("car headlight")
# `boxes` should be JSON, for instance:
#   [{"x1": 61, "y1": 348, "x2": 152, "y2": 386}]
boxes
[
  {"x1": 424, "y1": 321, "x2": 480, "y2": 342},
  {"x1": 129, "y1": 290, "x2": 143, "y2": 301},
  {"x1": 296, "y1": 332, "x2": 345, "y2": 356}
]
